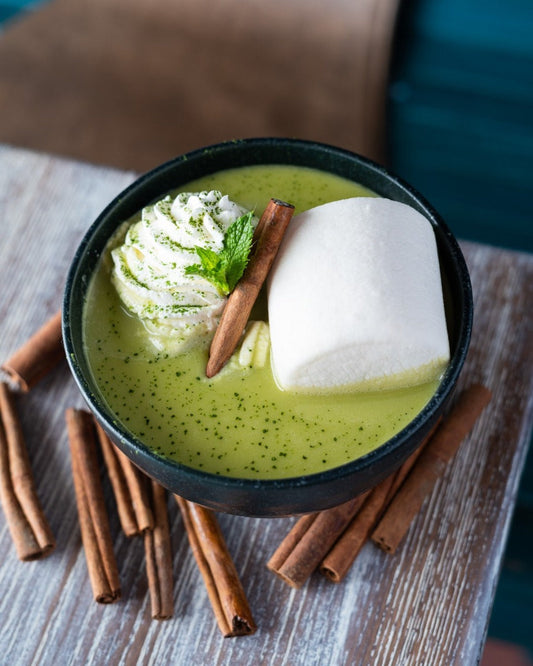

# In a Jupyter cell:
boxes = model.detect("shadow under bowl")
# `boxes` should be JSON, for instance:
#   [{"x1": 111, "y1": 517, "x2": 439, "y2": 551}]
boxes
[{"x1": 63, "y1": 137, "x2": 473, "y2": 517}]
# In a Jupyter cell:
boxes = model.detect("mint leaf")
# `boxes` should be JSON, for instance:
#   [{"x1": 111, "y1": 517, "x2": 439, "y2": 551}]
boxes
[
  {"x1": 185, "y1": 246, "x2": 229, "y2": 294},
  {"x1": 223, "y1": 211, "x2": 254, "y2": 292},
  {"x1": 185, "y1": 211, "x2": 254, "y2": 296}
]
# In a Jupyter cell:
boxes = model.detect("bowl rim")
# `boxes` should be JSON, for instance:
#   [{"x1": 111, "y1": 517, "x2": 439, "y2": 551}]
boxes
[{"x1": 63, "y1": 137, "x2": 473, "y2": 513}]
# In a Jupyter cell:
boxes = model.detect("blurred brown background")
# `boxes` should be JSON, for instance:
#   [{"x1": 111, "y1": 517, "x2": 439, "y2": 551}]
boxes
[{"x1": 0, "y1": 0, "x2": 399, "y2": 171}]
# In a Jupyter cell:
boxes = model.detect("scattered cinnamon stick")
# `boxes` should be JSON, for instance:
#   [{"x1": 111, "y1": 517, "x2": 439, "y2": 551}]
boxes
[
  {"x1": 2, "y1": 310, "x2": 63, "y2": 392},
  {"x1": 66, "y1": 408, "x2": 120, "y2": 603},
  {"x1": 266, "y1": 512, "x2": 318, "y2": 575},
  {"x1": 94, "y1": 418, "x2": 171, "y2": 617},
  {"x1": 320, "y1": 478, "x2": 397, "y2": 583},
  {"x1": 175, "y1": 495, "x2": 256, "y2": 636},
  {"x1": 320, "y1": 418, "x2": 442, "y2": 582},
  {"x1": 144, "y1": 479, "x2": 173, "y2": 620},
  {"x1": 371, "y1": 384, "x2": 492, "y2": 554},
  {"x1": 95, "y1": 420, "x2": 153, "y2": 536},
  {"x1": 206, "y1": 198, "x2": 294, "y2": 378},
  {"x1": 267, "y1": 491, "x2": 370, "y2": 588},
  {"x1": 381, "y1": 419, "x2": 443, "y2": 503},
  {"x1": 0, "y1": 382, "x2": 55, "y2": 560}
]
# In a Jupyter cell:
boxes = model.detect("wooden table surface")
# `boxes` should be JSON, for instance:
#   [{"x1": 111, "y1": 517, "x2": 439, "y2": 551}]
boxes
[{"x1": 0, "y1": 144, "x2": 532, "y2": 666}]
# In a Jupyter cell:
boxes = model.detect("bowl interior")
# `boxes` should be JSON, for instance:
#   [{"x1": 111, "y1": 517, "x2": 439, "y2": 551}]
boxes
[{"x1": 63, "y1": 138, "x2": 472, "y2": 516}]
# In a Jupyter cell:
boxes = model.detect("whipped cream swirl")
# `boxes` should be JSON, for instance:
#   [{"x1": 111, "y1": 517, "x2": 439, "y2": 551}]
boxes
[{"x1": 111, "y1": 190, "x2": 253, "y2": 353}]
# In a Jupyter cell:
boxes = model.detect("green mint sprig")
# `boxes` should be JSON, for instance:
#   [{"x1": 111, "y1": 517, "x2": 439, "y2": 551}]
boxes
[{"x1": 184, "y1": 211, "x2": 255, "y2": 295}]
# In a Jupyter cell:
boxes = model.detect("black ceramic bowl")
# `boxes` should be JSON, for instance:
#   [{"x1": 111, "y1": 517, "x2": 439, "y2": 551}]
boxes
[{"x1": 63, "y1": 138, "x2": 472, "y2": 517}]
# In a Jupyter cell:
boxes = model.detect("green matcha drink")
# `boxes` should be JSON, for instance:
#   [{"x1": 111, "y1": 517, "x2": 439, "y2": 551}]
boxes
[{"x1": 83, "y1": 165, "x2": 439, "y2": 479}]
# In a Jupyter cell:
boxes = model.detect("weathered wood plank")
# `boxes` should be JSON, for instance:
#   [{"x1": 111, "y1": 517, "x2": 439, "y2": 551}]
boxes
[{"x1": 0, "y1": 144, "x2": 531, "y2": 665}]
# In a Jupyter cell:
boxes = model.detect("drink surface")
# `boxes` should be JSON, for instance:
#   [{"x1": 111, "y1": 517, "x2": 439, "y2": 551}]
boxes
[{"x1": 83, "y1": 164, "x2": 438, "y2": 479}]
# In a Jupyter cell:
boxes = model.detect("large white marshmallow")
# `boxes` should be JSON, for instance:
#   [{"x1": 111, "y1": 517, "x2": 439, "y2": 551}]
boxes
[{"x1": 267, "y1": 197, "x2": 450, "y2": 392}]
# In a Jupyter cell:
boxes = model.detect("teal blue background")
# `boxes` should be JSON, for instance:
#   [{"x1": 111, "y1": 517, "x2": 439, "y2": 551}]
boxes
[
  {"x1": 0, "y1": 0, "x2": 42, "y2": 24},
  {"x1": 389, "y1": 0, "x2": 533, "y2": 254}
]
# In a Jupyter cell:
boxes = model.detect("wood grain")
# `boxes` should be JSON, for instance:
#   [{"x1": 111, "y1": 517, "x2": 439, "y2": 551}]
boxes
[{"x1": 0, "y1": 145, "x2": 531, "y2": 665}]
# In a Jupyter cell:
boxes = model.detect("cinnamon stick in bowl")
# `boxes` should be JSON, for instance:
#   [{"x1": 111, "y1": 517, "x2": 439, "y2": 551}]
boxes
[
  {"x1": 2, "y1": 310, "x2": 63, "y2": 392},
  {"x1": 0, "y1": 382, "x2": 55, "y2": 560},
  {"x1": 206, "y1": 198, "x2": 294, "y2": 378}
]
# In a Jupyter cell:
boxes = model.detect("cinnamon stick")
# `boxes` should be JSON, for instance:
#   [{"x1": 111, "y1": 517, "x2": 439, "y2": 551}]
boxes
[
  {"x1": 144, "y1": 479, "x2": 173, "y2": 620},
  {"x1": 320, "y1": 478, "x2": 396, "y2": 583},
  {"x1": 0, "y1": 383, "x2": 55, "y2": 560},
  {"x1": 267, "y1": 491, "x2": 370, "y2": 588},
  {"x1": 66, "y1": 408, "x2": 120, "y2": 603},
  {"x1": 2, "y1": 310, "x2": 63, "y2": 391},
  {"x1": 266, "y1": 512, "x2": 318, "y2": 574},
  {"x1": 382, "y1": 419, "x2": 443, "y2": 503},
  {"x1": 206, "y1": 198, "x2": 294, "y2": 378},
  {"x1": 175, "y1": 495, "x2": 256, "y2": 636},
  {"x1": 320, "y1": 418, "x2": 442, "y2": 582},
  {"x1": 371, "y1": 384, "x2": 492, "y2": 554},
  {"x1": 95, "y1": 420, "x2": 153, "y2": 536}
]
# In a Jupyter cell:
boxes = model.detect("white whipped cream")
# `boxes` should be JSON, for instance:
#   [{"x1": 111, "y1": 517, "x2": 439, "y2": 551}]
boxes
[{"x1": 111, "y1": 190, "x2": 252, "y2": 353}]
